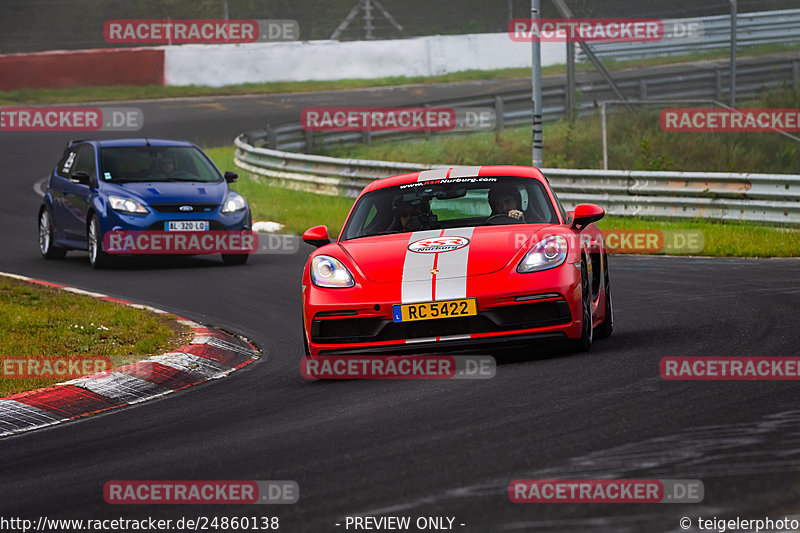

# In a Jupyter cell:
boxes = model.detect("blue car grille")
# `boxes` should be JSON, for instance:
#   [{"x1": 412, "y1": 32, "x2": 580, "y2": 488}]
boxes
[{"x1": 149, "y1": 203, "x2": 219, "y2": 213}]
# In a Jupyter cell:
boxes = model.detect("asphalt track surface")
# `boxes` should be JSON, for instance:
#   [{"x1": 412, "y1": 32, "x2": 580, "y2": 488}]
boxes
[{"x1": 1, "y1": 80, "x2": 800, "y2": 533}]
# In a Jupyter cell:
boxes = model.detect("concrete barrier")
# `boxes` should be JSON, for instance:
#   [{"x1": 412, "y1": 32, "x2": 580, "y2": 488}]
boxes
[
  {"x1": 0, "y1": 48, "x2": 164, "y2": 91},
  {"x1": 0, "y1": 33, "x2": 561, "y2": 90},
  {"x1": 163, "y1": 33, "x2": 564, "y2": 86}
]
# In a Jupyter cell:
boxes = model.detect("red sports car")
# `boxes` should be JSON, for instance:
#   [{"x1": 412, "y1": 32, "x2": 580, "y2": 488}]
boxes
[{"x1": 301, "y1": 165, "x2": 612, "y2": 358}]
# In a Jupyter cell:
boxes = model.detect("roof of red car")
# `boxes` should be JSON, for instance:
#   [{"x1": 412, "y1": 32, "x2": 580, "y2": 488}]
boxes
[{"x1": 361, "y1": 166, "x2": 547, "y2": 194}]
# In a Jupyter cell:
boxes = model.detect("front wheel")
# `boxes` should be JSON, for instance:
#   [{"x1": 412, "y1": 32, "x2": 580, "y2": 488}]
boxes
[
  {"x1": 595, "y1": 253, "x2": 614, "y2": 339},
  {"x1": 572, "y1": 258, "x2": 593, "y2": 352},
  {"x1": 39, "y1": 208, "x2": 66, "y2": 259},
  {"x1": 87, "y1": 215, "x2": 112, "y2": 269}
]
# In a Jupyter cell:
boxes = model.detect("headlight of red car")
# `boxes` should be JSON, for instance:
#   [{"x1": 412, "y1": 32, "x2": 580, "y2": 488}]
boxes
[
  {"x1": 311, "y1": 255, "x2": 355, "y2": 288},
  {"x1": 517, "y1": 235, "x2": 568, "y2": 273}
]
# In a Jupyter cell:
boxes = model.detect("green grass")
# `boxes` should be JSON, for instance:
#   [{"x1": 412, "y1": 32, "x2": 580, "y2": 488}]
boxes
[
  {"x1": 319, "y1": 113, "x2": 800, "y2": 174},
  {"x1": 0, "y1": 71, "x2": 529, "y2": 105},
  {"x1": 0, "y1": 277, "x2": 191, "y2": 397},
  {"x1": 207, "y1": 147, "x2": 354, "y2": 237},
  {"x1": 598, "y1": 216, "x2": 800, "y2": 257},
  {"x1": 2, "y1": 42, "x2": 799, "y2": 105},
  {"x1": 318, "y1": 85, "x2": 800, "y2": 174}
]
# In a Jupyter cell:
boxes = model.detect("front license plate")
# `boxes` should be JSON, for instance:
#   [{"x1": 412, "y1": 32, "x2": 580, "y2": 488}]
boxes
[
  {"x1": 392, "y1": 298, "x2": 477, "y2": 323},
  {"x1": 165, "y1": 220, "x2": 209, "y2": 231}
]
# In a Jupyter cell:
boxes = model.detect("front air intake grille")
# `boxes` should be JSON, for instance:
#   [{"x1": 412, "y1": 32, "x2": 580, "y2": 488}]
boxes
[{"x1": 311, "y1": 300, "x2": 572, "y2": 344}]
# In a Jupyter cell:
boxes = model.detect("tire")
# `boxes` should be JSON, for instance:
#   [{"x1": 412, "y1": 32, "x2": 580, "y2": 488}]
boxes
[
  {"x1": 595, "y1": 253, "x2": 614, "y2": 339},
  {"x1": 572, "y1": 257, "x2": 593, "y2": 352},
  {"x1": 87, "y1": 215, "x2": 112, "y2": 269},
  {"x1": 221, "y1": 253, "x2": 249, "y2": 265},
  {"x1": 38, "y1": 208, "x2": 66, "y2": 259}
]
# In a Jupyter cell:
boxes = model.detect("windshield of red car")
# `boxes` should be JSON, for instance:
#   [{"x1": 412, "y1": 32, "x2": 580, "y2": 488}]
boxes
[{"x1": 341, "y1": 176, "x2": 559, "y2": 240}]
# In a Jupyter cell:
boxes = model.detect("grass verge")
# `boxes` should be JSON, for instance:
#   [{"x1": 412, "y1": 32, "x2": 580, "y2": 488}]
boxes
[
  {"x1": 318, "y1": 85, "x2": 800, "y2": 174},
  {"x1": 207, "y1": 147, "x2": 354, "y2": 237},
  {"x1": 598, "y1": 216, "x2": 800, "y2": 258},
  {"x1": 0, "y1": 276, "x2": 191, "y2": 397},
  {"x1": 2, "y1": 43, "x2": 799, "y2": 105}
]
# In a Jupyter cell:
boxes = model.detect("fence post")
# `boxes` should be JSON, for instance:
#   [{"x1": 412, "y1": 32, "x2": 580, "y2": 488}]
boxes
[
  {"x1": 424, "y1": 103, "x2": 431, "y2": 140},
  {"x1": 267, "y1": 124, "x2": 277, "y2": 149},
  {"x1": 715, "y1": 70, "x2": 723, "y2": 101},
  {"x1": 305, "y1": 129, "x2": 314, "y2": 153},
  {"x1": 639, "y1": 79, "x2": 647, "y2": 100},
  {"x1": 494, "y1": 95, "x2": 505, "y2": 131},
  {"x1": 793, "y1": 62, "x2": 800, "y2": 90},
  {"x1": 566, "y1": 40, "x2": 576, "y2": 121},
  {"x1": 601, "y1": 102, "x2": 608, "y2": 171}
]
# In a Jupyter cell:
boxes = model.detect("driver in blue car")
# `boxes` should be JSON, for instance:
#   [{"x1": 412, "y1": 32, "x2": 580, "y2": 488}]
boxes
[
  {"x1": 488, "y1": 183, "x2": 525, "y2": 221},
  {"x1": 158, "y1": 155, "x2": 178, "y2": 177}
]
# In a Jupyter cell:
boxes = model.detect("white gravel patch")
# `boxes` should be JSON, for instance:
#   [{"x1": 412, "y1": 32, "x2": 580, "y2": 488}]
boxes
[{"x1": 252, "y1": 221, "x2": 285, "y2": 233}]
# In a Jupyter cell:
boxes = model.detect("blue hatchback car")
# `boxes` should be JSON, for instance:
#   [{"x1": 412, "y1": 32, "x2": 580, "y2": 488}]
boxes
[{"x1": 38, "y1": 138, "x2": 252, "y2": 268}]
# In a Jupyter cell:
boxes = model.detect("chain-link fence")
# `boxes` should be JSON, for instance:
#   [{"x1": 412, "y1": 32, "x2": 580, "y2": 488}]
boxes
[{"x1": 1, "y1": 0, "x2": 799, "y2": 53}]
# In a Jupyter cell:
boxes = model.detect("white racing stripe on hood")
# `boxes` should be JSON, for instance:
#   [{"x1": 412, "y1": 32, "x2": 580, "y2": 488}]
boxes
[
  {"x1": 400, "y1": 227, "x2": 476, "y2": 304},
  {"x1": 401, "y1": 229, "x2": 441, "y2": 304},
  {"x1": 434, "y1": 227, "x2": 475, "y2": 301}
]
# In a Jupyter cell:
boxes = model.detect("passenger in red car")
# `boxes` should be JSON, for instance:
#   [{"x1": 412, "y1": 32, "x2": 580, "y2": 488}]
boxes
[{"x1": 389, "y1": 198, "x2": 436, "y2": 232}]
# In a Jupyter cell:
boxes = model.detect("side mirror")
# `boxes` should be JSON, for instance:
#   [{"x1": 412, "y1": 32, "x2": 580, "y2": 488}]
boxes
[
  {"x1": 571, "y1": 203, "x2": 605, "y2": 231},
  {"x1": 224, "y1": 171, "x2": 238, "y2": 183},
  {"x1": 302, "y1": 225, "x2": 331, "y2": 248},
  {"x1": 71, "y1": 171, "x2": 91, "y2": 186}
]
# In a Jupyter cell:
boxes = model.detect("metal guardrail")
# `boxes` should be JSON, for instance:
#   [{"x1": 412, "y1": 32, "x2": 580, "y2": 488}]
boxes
[
  {"x1": 244, "y1": 55, "x2": 800, "y2": 153},
  {"x1": 235, "y1": 53, "x2": 800, "y2": 225},
  {"x1": 581, "y1": 9, "x2": 800, "y2": 62},
  {"x1": 234, "y1": 135, "x2": 800, "y2": 225}
]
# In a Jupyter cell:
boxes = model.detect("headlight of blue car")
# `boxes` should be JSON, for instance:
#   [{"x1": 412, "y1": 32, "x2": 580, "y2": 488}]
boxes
[
  {"x1": 221, "y1": 191, "x2": 247, "y2": 214},
  {"x1": 108, "y1": 195, "x2": 148, "y2": 215}
]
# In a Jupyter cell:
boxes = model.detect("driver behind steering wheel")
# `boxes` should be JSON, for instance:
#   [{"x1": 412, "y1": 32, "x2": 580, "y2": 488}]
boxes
[
  {"x1": 487, "y1": 183, "x2": 526, "y2": 222},
  {"x1": 388, "y1": 198, "x2": 436, "y2": 232}
]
